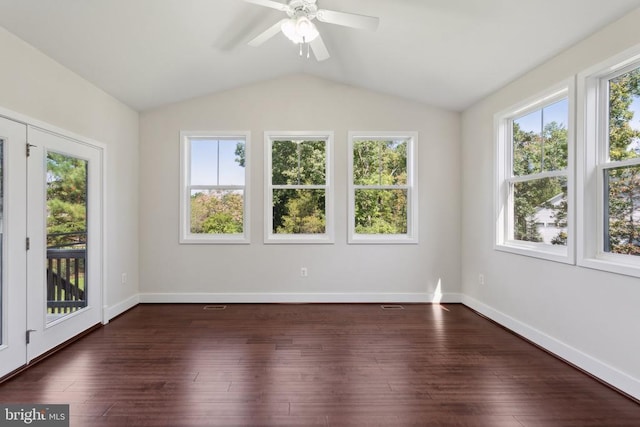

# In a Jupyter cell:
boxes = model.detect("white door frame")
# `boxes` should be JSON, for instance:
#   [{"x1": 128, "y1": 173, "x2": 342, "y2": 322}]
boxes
[
  {"x1": 0, "y1": 116, "x2": 28, "y2": 378},
  {"x1": 0, "y1": 105, "x2": 106, "y2": 374}
]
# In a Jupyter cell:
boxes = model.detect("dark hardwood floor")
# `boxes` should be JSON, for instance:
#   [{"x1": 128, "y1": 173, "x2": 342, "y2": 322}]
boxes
[{"x1": 1, "y1": 303, "x2": 638, "y2": 426}]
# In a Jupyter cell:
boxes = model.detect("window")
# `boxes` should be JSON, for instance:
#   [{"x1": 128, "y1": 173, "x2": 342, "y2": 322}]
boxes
[
  {"x1": 495, "y1": 82, "x2": 574, "y2": 262},
  {"x1": 265, "y1": 131, "x2": 333, "y2": 243},
  {"x1": 348, "y1": 132, "x2": 418, "y2": 244},
  {"x1": 180, "y1": 131, "x2": 250, "y2": 244},
  {"x1": 579, "y1": 48, "x2": 640, "y2": 276}
]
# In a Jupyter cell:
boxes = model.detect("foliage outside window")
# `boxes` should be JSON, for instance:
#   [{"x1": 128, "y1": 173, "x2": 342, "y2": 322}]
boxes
[
  {"x1": 180, "y1": 132, "x2": 249, "y2": 244},
  {"x1": 265, "y1": 132, "x2": 333, "y2": 243},
  {"x1": 578, "y1": 50, "x2": 640, "y2": 277},
  {"x1": 348, "y1": 132, "x2": 418, "y2": 244},
  {"x1": 602, "y1": 66, "x2": 640, "y2": 256},
  {"x1": 496, "y1": 84, "x2": 573, "y2": 262}
]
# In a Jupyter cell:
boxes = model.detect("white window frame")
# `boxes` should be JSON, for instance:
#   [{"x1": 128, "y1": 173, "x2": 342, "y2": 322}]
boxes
[
  {"x1": 494, "y1": 80, "x2": 575, "y2": 263},
  {"x1": 264, "y1": 131, "x2": 334, "y2": 244},
  {"x1": 179, "y1": 131, "x2": 250, "y2": 244},
  {"x1": 347, "y1": 132, "x2": 419, "y2": 244},
  {"x1": 577, "y1": 45, "x2": 640, "y2": 277}
]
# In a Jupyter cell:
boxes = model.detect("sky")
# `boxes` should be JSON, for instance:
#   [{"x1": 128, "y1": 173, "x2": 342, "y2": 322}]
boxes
[
  {"x1": 190, "y1": 139, "x2": 245, "y2": 186},
  {"x1": 515, "y1": 95, "x2": 640, "y2": 139},
  {"x1": 514, "y1": 98, "x2": 569, "y2": 134}
]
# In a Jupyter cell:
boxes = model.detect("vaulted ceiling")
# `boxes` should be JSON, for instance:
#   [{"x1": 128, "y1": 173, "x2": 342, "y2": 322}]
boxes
[{"x1": 1, "y1": 0, "x2": 639, "y2": 112}]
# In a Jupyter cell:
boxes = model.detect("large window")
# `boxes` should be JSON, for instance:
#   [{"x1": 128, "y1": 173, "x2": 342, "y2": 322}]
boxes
[
  {"x1": 496, "y1": 83, "x2": 574, "y2": 262},
  {"x1": 579, "y1": 51, "x2": 640, "y2": 276},
  {"x1": 348, "y1": 132, "x2": 418, "y2": 243},
  {"x1": 180, "y1": 131, "x2": 249, "y2": 244},
  {"x1": 265, "y1": 131, "x2": 333, "y2": 243}
]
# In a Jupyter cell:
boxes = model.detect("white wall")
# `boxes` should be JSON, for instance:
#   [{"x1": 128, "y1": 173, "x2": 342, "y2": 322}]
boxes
[
  {"x1": 461, "y1": 9, "x2": 640, "y2": 399},
  {"x1": 139, "y1": 74, "x2": 461, "y2": 302},
  {"x1": 0, "y1": 26, "x2": 140, "y2": 319}
]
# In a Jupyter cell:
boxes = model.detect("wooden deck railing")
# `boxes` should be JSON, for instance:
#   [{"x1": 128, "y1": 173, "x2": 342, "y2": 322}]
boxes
[{"x1": 47, "y1": 248, "x2": 87, "y2": 314}]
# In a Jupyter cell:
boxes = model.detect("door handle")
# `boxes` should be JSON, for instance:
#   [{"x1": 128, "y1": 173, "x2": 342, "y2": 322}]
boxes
[{"x1": 26, "y1": 329, "x2": 36, "y2": 344}]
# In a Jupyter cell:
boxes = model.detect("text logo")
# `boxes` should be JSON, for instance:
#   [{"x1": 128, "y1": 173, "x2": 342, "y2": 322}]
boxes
[{"x1": 0, "y1": 405, "x2": 69, "y2": 427}]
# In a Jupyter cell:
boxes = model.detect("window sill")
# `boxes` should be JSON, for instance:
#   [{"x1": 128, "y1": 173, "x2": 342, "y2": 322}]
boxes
[
  {"x1": 495, "y1": 241, "x2": 572, "y2": 264},
  {"x1": 349, "y1": 234, "x2": 418, "y2": 245},
  {"x1": 264, "y1": 234, "x2": 334, "y2": 245},
  {"x1": 578, "y1": 254, "x2": 640, "y2": 279},
  {"x1": 180, "y1": 234, "x2": 250, "y2": 245}
]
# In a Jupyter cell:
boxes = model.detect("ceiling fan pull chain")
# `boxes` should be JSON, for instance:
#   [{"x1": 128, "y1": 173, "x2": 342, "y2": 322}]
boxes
[
  {"x1": 307, "y1": 42, "x2": 310, "y2": 59},
  {"x1": 299, "y1": 42, "x2": 303, "y2": 56}
]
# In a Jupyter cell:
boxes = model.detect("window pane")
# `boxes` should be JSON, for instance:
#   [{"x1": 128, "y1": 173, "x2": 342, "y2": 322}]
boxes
[
  {"x1": 604, "y1": 165, "x2": 640, "y2": 255},
  {"x1": 271, "y1": 140, "x2": 298, "y2": 185},
  {"x1": 272, "y1": 189, "x2": 325, "y2": 234},
  {"x1": 512, "y1": 177, "x2": 567, "y2": 245},
  {"x1": 513, "y1": 109, "x2": 542, "y2": 176},
  {"x1": 190, "y1": 139, "x2": 219, "y2": 185},
  {"x1": 190, "y1": 139, "x2": 245, "y2": 186},
  {"x1": 46, "y1": 152, "x2": 88, "y2": 321},
  {"x1": 542, "y1": 99, "x2": 569, "y2": 172},
  {"x1": 219, "y1": 140, "x2": 245, "y2": 186},
  {"x1": 609, "y1": 67, "x2": 640, "y2": 161},
  {"x1": 190, "y1": 189, "x2": 244, "y2": 234},
  {"x1": 355, "y1": 189, "x2": 408, "y2": 234},
  {"x1": 353, "y1": 140, "x2": 407, "y2": 185},
  {"x1": 299, "y1": 140, "x2": 326, "y2": 185},
  {"x1": 272, "y1": 140, "x2": 325, "y2": 185}
]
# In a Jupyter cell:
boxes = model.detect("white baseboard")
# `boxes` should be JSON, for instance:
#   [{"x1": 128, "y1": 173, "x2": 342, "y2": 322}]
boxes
[
  {"x1": 139, "y1": 292, "x2": 463, "y2": 304},
  {"x1": 461, "y1": 294, "x2": 640, "y2": 401},
  {"x1": 103, "y1": 294, "x2": 140, "y2": 323}
]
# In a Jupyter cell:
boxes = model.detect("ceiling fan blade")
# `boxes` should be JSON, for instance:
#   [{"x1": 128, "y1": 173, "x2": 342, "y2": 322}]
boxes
[
  {"x1": 310, "y1": 34, "x2": 330, "y2": 62},
  {"x1": 316, "y1": 9, "x2": 379, "y2": 31},
  {"x1": 244, "y1": 0, "x2": 290, "y2": 12},
  {"x1": 248, "y1": 18, "x2": 288, "y2": 46}
]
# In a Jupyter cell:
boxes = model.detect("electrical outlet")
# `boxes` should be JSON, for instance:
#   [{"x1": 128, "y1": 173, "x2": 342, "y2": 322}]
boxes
[
  {"x1": 121, "y1": 273, "x2": 127, "y2": 284},
  {"x1": 300, "y1": 267, "x2": 308, "y2": 277},
  {"x1": 478, "y1": 274, "x2": 485, "y2": 285}
]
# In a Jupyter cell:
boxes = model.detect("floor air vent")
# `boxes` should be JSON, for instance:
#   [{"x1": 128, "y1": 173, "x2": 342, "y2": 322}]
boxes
[
  {"x1": 381, "y1": 304, "x2": 405, "y2": 310},
  {"x1": 203, "y1": 305, "x2": 227, "y2": 310}
]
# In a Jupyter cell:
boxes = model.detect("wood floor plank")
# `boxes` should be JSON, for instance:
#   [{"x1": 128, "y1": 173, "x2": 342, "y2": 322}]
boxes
[{"x1": 1, "y1": 303, "x2": 638, "y2": 426}]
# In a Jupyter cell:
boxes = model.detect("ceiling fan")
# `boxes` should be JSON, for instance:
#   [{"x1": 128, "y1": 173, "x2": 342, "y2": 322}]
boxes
[{"x1": 245, "y1": 0, "x2": 379, "y2": 61}]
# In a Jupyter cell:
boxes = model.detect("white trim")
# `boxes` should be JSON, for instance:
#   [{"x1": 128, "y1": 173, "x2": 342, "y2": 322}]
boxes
[
  {"x1": 264, "y1": 131, "x2": 334, "y2": 244},
  {"x1": 179, "y1": 131, "x2": 250, "y2": 244},
  {"x1": 576, "y1": 44, "x2": 640, "y2": 277},
  {"x1": 347, "y1": 131, "x2": 419, "y2": 244},
  {"x1": 103, "y1": 294, "x2": 140, "y2": 323},
  {"x1": 494, "y1": 79, "x2": 575, "y2": 263},
  {"x1": 461, "y1": 295, "x2": 640, "y2": 400},
  {"x1": 139, "y1": 292, "x2": 462, "y2": 304}
]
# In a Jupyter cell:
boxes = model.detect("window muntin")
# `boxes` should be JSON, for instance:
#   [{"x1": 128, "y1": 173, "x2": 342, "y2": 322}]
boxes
[
  {"x1": 180, "y1": 132, "x2": 249, "y2": 244},
  {"x1": 265, "y1": 132, "x2": 333, "y2": 243},
  {"x1": 496, "y1": 84, "x2": 573, "y2": 262},
  {"x1": 348, "y1": 133, "x2": 418, "y2": 244},
  {"x1": 602, "y1": 66, "x2": 640, "y2": 256}
]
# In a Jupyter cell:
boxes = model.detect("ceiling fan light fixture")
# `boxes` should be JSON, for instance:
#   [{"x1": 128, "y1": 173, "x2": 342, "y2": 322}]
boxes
[{"x1": 281, "y1": 16, "x2": 319, "y2": 44}]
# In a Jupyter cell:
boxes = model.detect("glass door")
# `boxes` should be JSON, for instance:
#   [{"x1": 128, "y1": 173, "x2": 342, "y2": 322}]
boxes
[
  {"x1": 26, "y1": 126, "x2": 102, "y2": 361},
  {"x1": 0, "y1": 117, "x2": 28, "y2": 378}
]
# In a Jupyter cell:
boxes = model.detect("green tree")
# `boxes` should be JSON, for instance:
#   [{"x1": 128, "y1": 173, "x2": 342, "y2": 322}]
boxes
[
  {"x1": 353, "y1": 140, "x2": 408, "y2": 234},
  {"x1": 512, "y1": 120, "x2": 567, "y2": 244},
  {"x1": 607, "y1": 69, "x2": 640, "y2": 255},
  {"x1": 190, "y1": 191, "x2": 243, "y2": 234},
  {"x1": 271, "y1": 140, "x2": 326, "y2": 234},
  {"x1": 46, "y1": 153, "x2": 87, "y2": 248}
]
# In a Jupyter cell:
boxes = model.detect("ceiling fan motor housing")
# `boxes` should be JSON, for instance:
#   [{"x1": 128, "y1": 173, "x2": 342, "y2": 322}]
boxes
[{"x1": 287, "y1": 0, "x2": 318, "y2": 20}]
